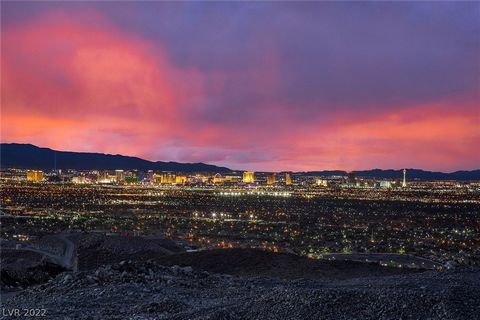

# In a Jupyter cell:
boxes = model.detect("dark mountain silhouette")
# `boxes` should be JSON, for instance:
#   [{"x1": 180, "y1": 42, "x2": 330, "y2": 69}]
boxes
[
  {"x1": 0, "y1": 143, "x2": 231, "y2": 172},
  {"x1": 1, "y1": 143, "x2": 478, "y2": 179},
  {"x1": 303, "y1": 168, "x2": 480, "y2": 181}
]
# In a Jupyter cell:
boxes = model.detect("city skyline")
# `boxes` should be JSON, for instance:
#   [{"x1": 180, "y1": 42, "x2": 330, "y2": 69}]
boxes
[
  {"x1": 3, "y1": 142, "x2": 480, "y2": 176},
  {"x1": 2, "y1": 2, "x2": 479, "y2": 172}
]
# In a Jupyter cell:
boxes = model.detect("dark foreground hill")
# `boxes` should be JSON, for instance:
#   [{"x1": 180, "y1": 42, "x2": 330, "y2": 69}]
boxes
[
  {"x1": 75, "y1": 233, "x2": 422, "y2": 279},
  {"x1": 2, "y1": 234, "x2": 479, "y2": 319},
  {"x1": 0, "y1": 143, "x2": 231, "y2": 172},
  {"x1": 79, "y1": 247, "x2": 423, "y2": 280},
  {"x1": 1, "y1": 250, "x2": 66, "y2": 287},
  {"x1": 4, "y1": 259, "x2": 479, "y2": 320}
]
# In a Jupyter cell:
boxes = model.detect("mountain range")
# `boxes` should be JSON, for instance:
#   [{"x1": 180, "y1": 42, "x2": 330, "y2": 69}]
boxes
[
  {"x1": 0, "y1": 143, "x2": 230, "y2": 173},
  {"x1": 1, "y1": 143, "x2": 479, "y2": 180},
  {"x1": 303, "y1": 169, "x2": 480, "y2": 181}
]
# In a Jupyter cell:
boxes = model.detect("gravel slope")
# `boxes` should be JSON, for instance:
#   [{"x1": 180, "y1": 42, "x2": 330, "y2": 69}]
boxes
[{"x1": 3, "y1": 259, "x2": 479, "y2": 320}]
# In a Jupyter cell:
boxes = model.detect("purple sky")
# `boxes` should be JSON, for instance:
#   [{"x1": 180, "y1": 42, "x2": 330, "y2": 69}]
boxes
[{"x1": 2, "y1": 1, "x2": 479, "y2": 171}]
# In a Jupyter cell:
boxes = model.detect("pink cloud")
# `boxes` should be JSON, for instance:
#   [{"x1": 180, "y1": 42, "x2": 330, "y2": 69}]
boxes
[{"x1": 1, "y1": 9, "x2": 479, "y2": 171}]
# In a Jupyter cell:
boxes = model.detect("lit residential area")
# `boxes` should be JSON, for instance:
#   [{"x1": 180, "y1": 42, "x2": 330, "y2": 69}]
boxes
[{"x1": 2, "y1": 167, "x2": 479, "y2": 269}]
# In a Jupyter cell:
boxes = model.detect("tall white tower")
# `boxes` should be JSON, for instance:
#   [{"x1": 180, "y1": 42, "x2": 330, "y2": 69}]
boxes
[{"x1": 402, "y1": 169, "x2": 407, "y2": 188}]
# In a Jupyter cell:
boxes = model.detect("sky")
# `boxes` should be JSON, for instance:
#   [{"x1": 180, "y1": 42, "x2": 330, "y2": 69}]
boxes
[{"x1": 1, "y1": 1, "x2": 479, "y2": 171}]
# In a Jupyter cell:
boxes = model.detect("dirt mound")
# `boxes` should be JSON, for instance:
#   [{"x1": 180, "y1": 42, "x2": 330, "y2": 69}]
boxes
[
  {"x1": 1, "y1": 250, "x2": 66, "y2": 288},
  {"x1": 152, "y1": 249, "x2": 425, "y2": 279},
  {"x1": 76, "y1": 233, "x2": 184, "y2": 271},
  {"x1": 77, "y1": 233, "x2": 183, "y2": 254},
  {"x1": 79, "y1": 247, "x2": 423, "y2": 279}
]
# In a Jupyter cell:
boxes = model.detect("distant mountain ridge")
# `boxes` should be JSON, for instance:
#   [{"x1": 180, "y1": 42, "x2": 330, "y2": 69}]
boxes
[
  {"x1": 0, "y1": 143, "x2": 231, "y2": 173},
  {"x1": 302, "y1": 169, "x2": 480, "y2": 181},
  {"x1": 1, "y1": 143, "x2": 479, "y2": 180}
]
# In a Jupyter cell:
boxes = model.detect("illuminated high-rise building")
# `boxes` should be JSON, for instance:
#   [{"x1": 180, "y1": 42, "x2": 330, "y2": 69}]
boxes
[
  {"x1": 98, "y1": 171, "x2": 115, "y2": 184},
  {"x1": 213, "y1": 173, "x2": 225, "y2": 184},
  {"x1": 347, "y1": 172, "x2": 356, "y2": 184},
  {"x1": 243, "y1": 171, "x2": 255, "y2": 183},
  {"x1": 266, "y1": 173, "x2": 276, "y2": 185},
  {"x1": 402, "y1": 169, "x2": 407, "y2": 188},
  {"x1": 142, "y1": 170, "x2": 154, "y2": 184},
  {"x1": 380, "y1": 180, "x2": 392, "y2": 188},
  {"x1": 175, "y1": 175, "x2": 187, "y2": 184},
  {"x1": 166, "y1": 174, "x2": 176, "y2": 184},
  {"x1": 224, "y1": 175, "x2": 241, "y2": 183},
  {"x1": 316, "y1": 179, "x2": 328, "y2": 187},
  {"x1": 72, "y1": 176, "x2": 86, "y2": 184},
  {"x1": 115, "y1": 170, "x2": 125, "y2": 183},
  {"x1": 285, "y1": 173, "x2": 292, "y2": 185},
  {"x1": 154, "y1": 173, "x2": 176, "y2": 184},
  {"x1": 26, "y1": 170, "x2": 44, "y2": 182}
]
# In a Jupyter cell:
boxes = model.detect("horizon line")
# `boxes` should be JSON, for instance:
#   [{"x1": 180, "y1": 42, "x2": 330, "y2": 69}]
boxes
[{"x1": 2, "y1": 142, "x2": 479, "y2": 174}]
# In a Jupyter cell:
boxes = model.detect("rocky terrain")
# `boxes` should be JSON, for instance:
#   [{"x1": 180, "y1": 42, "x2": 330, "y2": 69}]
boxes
[
  {"x1": 2, "y1": 234, "x2": 479, "y2": 319},
  {"x1": 1, "y1": 250, "x2": 65, "y2": 289},
  {"x1": 75, "y1": 233, "x2": 184, "y2": 270},
  {"x1": 83, "y1": 248, "x2": 424, "y2": 279},
  {"x1": 73, "y1": 233, "x2": 184, "y2": 255},
  {"x1": 2, "y1": 259, "x2": 479, "y2": 320}
]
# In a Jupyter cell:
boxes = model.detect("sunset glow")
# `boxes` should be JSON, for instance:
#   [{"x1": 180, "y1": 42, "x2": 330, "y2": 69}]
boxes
[{"x1": 1, "y1": 2, "x2": 479, "y2": 171}]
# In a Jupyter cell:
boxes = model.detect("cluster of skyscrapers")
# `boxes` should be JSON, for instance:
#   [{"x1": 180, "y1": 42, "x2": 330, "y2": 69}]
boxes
[
  {"x1": 243, "y1": 171, "x2": 292, "y2": 185},
  {"x1": 20, "y1": 168, "x2": 409, "y2": 189},
  {"x1": 26, "y1": 170, "x2": 44, "y2": 182}
]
